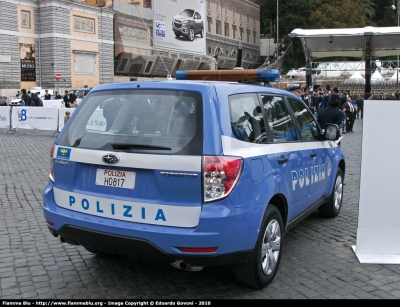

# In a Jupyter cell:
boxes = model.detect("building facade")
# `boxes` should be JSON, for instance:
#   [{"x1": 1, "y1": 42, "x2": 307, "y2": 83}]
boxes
[
  {"x1": 0, "y1": 0, "x2": 261, "y2": 96},
  {"x1": 111, "y1": 0, "x2": 261, "y2": 80},
  {"x1": 0, "y1": 0, "x2": 114, "y2": 96}
]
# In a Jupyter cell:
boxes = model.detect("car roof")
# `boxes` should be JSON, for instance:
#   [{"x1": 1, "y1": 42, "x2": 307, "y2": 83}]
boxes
[{"x1": 89, "y1": 80, "x2": 300, "y2": 100}]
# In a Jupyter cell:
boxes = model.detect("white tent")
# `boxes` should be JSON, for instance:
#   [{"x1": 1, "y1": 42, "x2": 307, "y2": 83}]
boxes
[
  {"x1": 347, "y1": 71, "x2": 365, "y2": 82},
  {"x1": 389, "y1": 70, "x2": 400, "y2": 81},
  {"x1": 371, "y1": 69, "x2": 385, "y2": 82}
]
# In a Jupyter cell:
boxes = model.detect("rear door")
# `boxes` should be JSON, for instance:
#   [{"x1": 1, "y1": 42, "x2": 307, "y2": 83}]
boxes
[
  {"x1": 260, "y1": 94, "x2": 311, "y2": 223},
  {"x1": 54, "y1": 88, "x2": 204, "y2": 228}
]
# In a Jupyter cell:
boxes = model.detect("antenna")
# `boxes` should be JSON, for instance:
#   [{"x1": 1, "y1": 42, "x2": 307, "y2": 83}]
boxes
[{"x1": 133, "y1": 4, "x2": 172, "y2": 80}]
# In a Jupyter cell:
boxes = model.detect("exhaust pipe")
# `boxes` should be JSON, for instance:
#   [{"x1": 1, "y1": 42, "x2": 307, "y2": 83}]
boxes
[
  {"x1": 59, "y1": 236, "x2": 66, "y2": 243},
  {"x1": 170, "y1": 260, "x2": 204, "y2": 272}
]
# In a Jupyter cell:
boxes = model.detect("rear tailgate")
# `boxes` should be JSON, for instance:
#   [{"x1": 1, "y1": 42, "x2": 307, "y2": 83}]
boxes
[{"x1": 52, "y1": 148, "x2": 202, "y2": 227}]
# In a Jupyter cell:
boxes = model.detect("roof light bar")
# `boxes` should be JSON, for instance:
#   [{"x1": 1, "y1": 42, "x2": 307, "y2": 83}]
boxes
[{"x1": 176, "y1": 69, "x2": 280, "y2": 83}]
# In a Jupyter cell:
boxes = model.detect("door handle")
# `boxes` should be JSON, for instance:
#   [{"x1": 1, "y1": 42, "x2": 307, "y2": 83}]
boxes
[
  {"x1": 310, "y1": 152, "x2": 318, "y2": 158},
  {"x1": 278, "y1": 158, "x2": 288, "y2": 164}
]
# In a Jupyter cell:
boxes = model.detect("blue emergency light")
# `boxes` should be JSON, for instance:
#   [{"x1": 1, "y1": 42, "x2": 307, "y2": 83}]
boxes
[{"x1": 176, "y1": 69, "x2": 280, "y2": 83}]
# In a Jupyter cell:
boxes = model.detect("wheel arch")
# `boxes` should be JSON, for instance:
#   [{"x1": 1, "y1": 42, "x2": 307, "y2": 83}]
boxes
[{"x1": 268, "y1": 193, "x2": 288, "y2": 231}]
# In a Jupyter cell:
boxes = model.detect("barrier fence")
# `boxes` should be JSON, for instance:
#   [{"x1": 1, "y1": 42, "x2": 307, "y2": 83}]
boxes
[
  {"x1": 0, "y1": 104, "x2": 79, "y2": 133},
  {"x1": 1, "y1": 101, "x2": 107, "y2": 134}
]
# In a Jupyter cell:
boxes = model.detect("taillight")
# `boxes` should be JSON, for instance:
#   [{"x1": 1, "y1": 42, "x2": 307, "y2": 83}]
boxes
[
  {"x1": 49, "y1": 144, "x2": 55, "y2": 182},
  {"x1": 203, "y1": 156, "x2": 243, "y2": 202}
]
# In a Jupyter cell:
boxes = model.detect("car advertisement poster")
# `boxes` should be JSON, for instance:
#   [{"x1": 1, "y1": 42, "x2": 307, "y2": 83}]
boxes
[
  {"x1": 153, "y1": 0, "x2": 206, "y2": 55},
  {"x1": 19, "y1": 43, "x2": 36, "y2": 82}
]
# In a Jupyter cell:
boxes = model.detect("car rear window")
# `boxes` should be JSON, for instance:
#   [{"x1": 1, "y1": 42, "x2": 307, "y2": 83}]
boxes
[{"x1": 58, "y1": 89, "x2": 203, "y2": 155}]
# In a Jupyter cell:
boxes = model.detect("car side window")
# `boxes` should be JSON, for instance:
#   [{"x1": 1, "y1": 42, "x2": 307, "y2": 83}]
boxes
[
  {"x1": 287, "y1": 98, "x2": 319, "y2": 141},
  {"x1": 229, "y1": 94, "x2": 268, "y2": 144},
  {"x1": 261, "y1": 95, "x2": 298, "y2": 142}
]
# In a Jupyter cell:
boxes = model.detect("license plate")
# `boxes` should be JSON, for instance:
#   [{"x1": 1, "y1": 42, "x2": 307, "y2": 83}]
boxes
[{"x1": 95, "y1": 169, "x2": 136, "y2": 189}]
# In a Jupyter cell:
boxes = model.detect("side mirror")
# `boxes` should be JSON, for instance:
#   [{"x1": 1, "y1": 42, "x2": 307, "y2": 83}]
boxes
[{"x1": 325, "y1": 124, "x2": 340, "y2": 141}]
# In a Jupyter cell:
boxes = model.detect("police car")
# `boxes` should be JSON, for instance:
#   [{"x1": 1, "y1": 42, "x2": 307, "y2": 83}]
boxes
[{"x1": 43, "y1": 69, "x2": 345, "y2": 289}]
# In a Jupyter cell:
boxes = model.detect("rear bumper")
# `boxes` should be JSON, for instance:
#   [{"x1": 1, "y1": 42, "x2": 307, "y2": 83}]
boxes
[
  {"x1": 47, "y1": 225, "x2": 252, "y2": 266},
  {"x1": 43, "y1": 182, "x2": 264, "y2": 266}
]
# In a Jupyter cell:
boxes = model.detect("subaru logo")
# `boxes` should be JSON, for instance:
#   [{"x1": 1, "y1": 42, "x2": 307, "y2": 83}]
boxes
[{"x1": 102, "y1": 154, "x2": 120, "y2": 164}]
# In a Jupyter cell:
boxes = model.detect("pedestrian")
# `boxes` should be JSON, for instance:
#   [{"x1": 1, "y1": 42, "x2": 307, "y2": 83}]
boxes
[
  {"x1": 35, "y1": 92, "x2": 44, "y2": 106},
  {"x1": 16, "y1": 90, "x2": 20, "y2": 97},
  {"x1": 44, "y1": 90, "x2": 52, "y2": 100},
  {"x1": 343, "y1": 97, "x2": 355, "y2": 133},
  {"x1": 20, "y1": 89, "x2": 31, "y2": 106},
  {"x1": 317, "y1": 92, "x2": 343, "y2": 131},
  {"x1": 317, "y1": 91, "x2": 324, "y2": 109},
  {"x1": 30, "y1": 92, "x2": 39, "y2": 106},
  {"x1": 326, "y1": 83, "x2": 331, "y2": 91},
  {"x1": 54, "y1": 91, "x2": 62, "y2": 99},
  {"x1": 288, "y1": 85, "x2": 302, "y2": 98},
  {"x1": 340, "y1": 105, "x2": 347, "y2": 134},
  {"x1": 312, "y1": 91, "x2": 320, "y2": 113},
  {"x1": 356, "y1": 94, "x2": 364, "y2": 119},
  {"x1": 303, "y1": 92, "x2": 314, "y2": 112},
  {"x1": 339, "y1": 91, "x2": 347, "y2": 108},
  {"x1": 320, "y1": 91, "x2": 329, "y2": 109},
  {"x1": 70, "y1": 91, "x2": 78, "y2": 108},
  {"x1": 63, "y1": 90, "x2": 71, "y2": 108}
]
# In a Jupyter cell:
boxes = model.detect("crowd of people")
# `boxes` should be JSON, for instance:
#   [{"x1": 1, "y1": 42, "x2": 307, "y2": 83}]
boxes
[
  {"x1": 15, "y1": 89, "x2": 79, "y2": 108},
  {"x1": 19, "y1": 89, "x2": 43, "y2": 107},
  {"x1": 288, "y1": 83, "x2": 379, "y2": 134}
]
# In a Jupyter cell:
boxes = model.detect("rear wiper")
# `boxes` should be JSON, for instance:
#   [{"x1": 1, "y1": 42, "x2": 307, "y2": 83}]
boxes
[
  {"x1": 72, "y1": 134, "x2": 85, "y2": 147},
  {"x1": 110, "y1": 143, "x2": 172, "y2": 150}
]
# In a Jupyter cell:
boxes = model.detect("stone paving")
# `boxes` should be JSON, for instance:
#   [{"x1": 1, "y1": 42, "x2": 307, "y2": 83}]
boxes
[{"x1": 1, "y1": 118, "x2": 400, "y2": 299}]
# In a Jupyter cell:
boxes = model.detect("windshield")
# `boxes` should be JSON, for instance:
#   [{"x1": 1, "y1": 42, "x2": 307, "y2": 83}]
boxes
[
  {"x1": 179, "y1": 9, "x2": 194, "y2": 18},
  {"x1": 58, "y1": 89, "x2": 203, "y2": 155}
]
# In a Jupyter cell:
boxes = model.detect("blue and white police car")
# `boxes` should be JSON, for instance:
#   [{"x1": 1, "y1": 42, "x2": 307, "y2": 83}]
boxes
[{"x1": 43, "y1": 69, "x2": 345, "y2": 289}]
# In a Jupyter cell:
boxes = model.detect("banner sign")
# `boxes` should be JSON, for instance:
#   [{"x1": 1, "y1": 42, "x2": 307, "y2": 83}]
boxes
[
  {"x1": 19, "y1": 43, "x2": 36, "y2": 82},
  {"x1": 153, "y1": 0, "x2": 206, "y2": 55},
  {"x1": 11, "y1": 107, "x2": 58, "y2": 131},
  {"x1": 0, "y1": 106, "x2": 10, "y2": 128},
  {"x1": 58, "y1": 108, "x2": 76, "y2": 132},
  {"x1": 86, "y1": 108, "x2": 106, "y2": 132}
]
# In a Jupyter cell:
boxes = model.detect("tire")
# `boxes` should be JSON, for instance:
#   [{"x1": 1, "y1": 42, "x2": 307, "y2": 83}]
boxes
[
  {"x1": 234, "y1": 204, "x2": 283, "y2": 289},
  {"x1": 188, "y1": 28, "x2": 195, "y2": 41},
  {"x1": 200, "y1": 28, "x2": 204, "y2": 38},
  {"x1": 174, "y1": 32, "x2": 180, "y2": 38},
  {"x1": 318, "y1": 168, "x2": 343, "y2": 218}
]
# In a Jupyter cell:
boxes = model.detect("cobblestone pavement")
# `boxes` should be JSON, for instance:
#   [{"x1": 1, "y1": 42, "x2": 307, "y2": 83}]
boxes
[{"x1": 1, "y1": 119, "x2": 400, "y2": 300}]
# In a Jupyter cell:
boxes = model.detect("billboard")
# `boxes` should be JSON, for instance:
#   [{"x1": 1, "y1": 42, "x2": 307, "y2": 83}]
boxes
[
  {"x1": 153, "y1": 0, "x2": 206, "y2": 55},
  {"x1": 19, "y1": 43, "x2": 36, "y2": 82}
]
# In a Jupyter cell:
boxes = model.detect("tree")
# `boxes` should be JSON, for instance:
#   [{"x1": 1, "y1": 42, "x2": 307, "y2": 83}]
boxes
[
  {"x1": 372, "y1": 0, "x2": 399, "y2": 27},
  {"x1": 255, "y1": 0, "x2": 314, "y2": 43},
  {"x1": 309, "y1": 0, "x2": 376, "y2": 29}
]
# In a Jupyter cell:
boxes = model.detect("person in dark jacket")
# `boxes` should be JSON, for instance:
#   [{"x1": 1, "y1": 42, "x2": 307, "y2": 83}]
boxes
[
  {"x1": 54, "y1": 91, "x2": 62, "y2": 99},
  {"x1": 21, "y1": 89, "x2": 31, "y2": 106},
  {"x1": 343, "y1": 97, "x2": 356, "y2": 132},
  {"x1": 30, "y1": 93, "x2": 39, "y2": 106},
  {"x1": 63, "y1": 90, "x2": 71, "y2": 108},
  {"x1": 44, "y1": 90, "x2": 52, "y2": 100},
  {"x1": 317, "y1": 92, "x2": 344, "y2": 131},
  {"x1": 356, "y1": 94, "x2": 364, "y2": 119}
]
